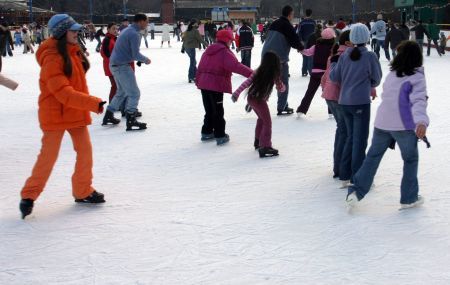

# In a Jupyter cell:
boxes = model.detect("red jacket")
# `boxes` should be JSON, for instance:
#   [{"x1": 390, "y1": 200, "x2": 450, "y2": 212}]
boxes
[
  {"x1": 196, "y1": 42, "x2": 253, "y2": 94},
  {"x1": 100, "y1": 33, "x2": 117, "y2": 77}
]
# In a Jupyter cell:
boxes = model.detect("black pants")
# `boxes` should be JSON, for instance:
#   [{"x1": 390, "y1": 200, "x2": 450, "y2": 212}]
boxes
[
  {"x1": 241, "y1": 49, "x2": 252, "y2": 68},
  {"x1": 427, "y1": 39, "x2": 442, "y2": 56},
  {"x1": 297, "y1": 73, "x2": 324, "y2": 114},
  {"x1": 201, "y1": 90, "x2": 226, "y2": 138}
]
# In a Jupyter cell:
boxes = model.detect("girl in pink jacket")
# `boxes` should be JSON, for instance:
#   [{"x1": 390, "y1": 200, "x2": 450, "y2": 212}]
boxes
[
  {"x1": 232, "y1": 52, "x2": 285, "y2": 158},
  {"x1": 196, "y1": 30, "x2": 253, "y2": 146}
]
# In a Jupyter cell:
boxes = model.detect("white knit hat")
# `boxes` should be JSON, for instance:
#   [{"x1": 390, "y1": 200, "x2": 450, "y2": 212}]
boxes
[{"x1": 350, "y1": 23, "x2": 370, "y2": 45}]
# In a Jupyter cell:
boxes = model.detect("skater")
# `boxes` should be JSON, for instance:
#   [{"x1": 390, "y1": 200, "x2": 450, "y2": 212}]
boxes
[
  {"x1": 232, "y1": 52, "x2": 285, "y2": 158},
  {"x1": 22, "y1": 28, "x2": 34, "y2": 54},
  {"x1": 94, "y1": 26, "x2": 105, "y2": 52},
  {"x1": 411, "y1": 20, "x2": 429, "y2": 55},
  {"x1": 182, "y1": 21, "x2": 207, "y2": 83},
  {"x1": 0, "y1": 24, "x2": 14, "y2": 57},
  {"x1": 19, "y1": 14, "x2": 106, "y2": 219},
  {"x1": 330, "y1": 23, "x2": 382, "y2": 187},
  {"x1": 100, "y1": 23, "x2": 119, "y2": 103},
  {"x1": 385, "y1": 23, "x2": 408, "y2": 58},
  {"x1": 119, "y1": 18, "x2": 129, "y2": 33},
  {"x1": 425, "y1": 19, "x2": 442, "y2": 57},
  {"x1": 297, "y1": 9, "x2": 316, "y2": 77},
  {"x1": 262, "y1": 5, "x2": 304, "y2": 116},
  {"x1": 14, "y1": 28, "x2": 22, "y2": 47},
  {"x1": 296, "y1": 28, "x2": 336, "y2": 117},
  {"x1": 196, "y1": 30, "x2": 253, "y2": 145},
  {"x1": 161, "y1": 23, "x2": 171, "y2": 48},
  {"x1": 149, "y1": 22, "x2": 155, "y2": 40},
  {"x1": 236, "y1": 20, "x2": 254, "y2": 68},
  {"x1": 346, "y1": 41, "x2": 429, "y2": 209},
  {"x1": 102, "y1": 13, "x2": 151, "y2": 131},
  {"x1": 140, "y1": 24, "x2": 149, "y2": 48},
  {"x1": 439, "y1": 32, "x2": 447, "y2": 55},
  {"x1": 371, "y1": 14, "x2": 390, "y2": 61}
]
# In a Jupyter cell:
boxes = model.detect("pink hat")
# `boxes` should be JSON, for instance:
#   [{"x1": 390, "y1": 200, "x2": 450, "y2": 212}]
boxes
[
  {"x1": 321, "y1": 28, "x2": 336, "y2": 40},
  {"x1": 216, "y1": 30, "x2": 235, "y2": 43}
]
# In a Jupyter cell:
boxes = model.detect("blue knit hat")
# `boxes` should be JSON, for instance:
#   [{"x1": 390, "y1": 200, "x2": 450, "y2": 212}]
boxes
[
  {"x1": 48, "y1": 14, "x2": 82, "y2": 39},
  {"x1": 350, "y1": 23, "x2": 370, "y2": 45}
]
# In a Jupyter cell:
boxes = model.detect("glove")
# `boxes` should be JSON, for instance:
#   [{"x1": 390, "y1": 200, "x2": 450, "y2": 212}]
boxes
[
  {"x1": 181, "y1": 47, "x2": 185, "y2": 54},
  {"x1": 231, "y1": 95, "x2": 238, "y2": 103},
  {"x1": 330, "y1": 55, "x2": 340, "y2": 63},
  {"x1": 137, "y1": 61, "x2": 142, "y2": 67},
  {"x1": 99, "y1": 101, "x2": 107, "y2": 113}
]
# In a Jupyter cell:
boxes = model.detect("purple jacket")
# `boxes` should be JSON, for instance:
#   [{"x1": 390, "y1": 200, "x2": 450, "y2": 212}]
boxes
[
  {"x1": 374, "y1": 68, "x2": 429, "y2": 131},
  {"x1": 196, "y1": 42, "x2": 253, "y2": 94}
]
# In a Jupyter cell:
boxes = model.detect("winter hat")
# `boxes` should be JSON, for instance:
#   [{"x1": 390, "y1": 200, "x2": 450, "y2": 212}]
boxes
[
  {"x1": 321, "y1": 28, "x2": 336, "y2": 40},
  {"x1": 48, "y1": 14, "x2": 82, "y2": 39},
  {"x1": 216, "y1": 30, "x2": 235, "y2": 43},
  {"x1": 350, "y1": 23, "x2": 370, "y2": 45}
]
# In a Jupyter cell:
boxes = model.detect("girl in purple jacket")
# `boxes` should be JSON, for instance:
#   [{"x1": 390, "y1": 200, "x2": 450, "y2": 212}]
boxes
[
  {"x1": 346, "y1": 41, "x2": 430, "y2": 210},
  {"x1": 232, "y1": 52, "x2": 285, "y2": 158},
  {"x1": 196, "y1": 30, "x2": 253, "y2": 145}
]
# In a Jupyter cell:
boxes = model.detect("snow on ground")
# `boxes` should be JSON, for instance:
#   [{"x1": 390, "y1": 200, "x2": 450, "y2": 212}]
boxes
[{"x1": 0, "y1": 36, "x2": 450, "y2": 285}]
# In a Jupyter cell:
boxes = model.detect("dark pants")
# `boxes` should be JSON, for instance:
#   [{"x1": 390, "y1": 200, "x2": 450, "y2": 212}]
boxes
[
  {"x1": 108, "y1": 76, "x2": 118, "y2": 103},
  {"x1": 427, "y1": 39, "x2": 442, "y2": 56},
  {"x1": 349, "y1": 128, "x2": 419, "y2": 204},
  {"x1": 326, "y1": 100, "x2": 347, "y2": 178},
  {"x1": 201, "y1": 90, "x2": 226, "y2": 138},
  {"x1": 340, "y1": 104, "x2": 371, "y2": 182},
  {"x1": 241, "y1": 49, "x2": 252, "y2": 68},
  {"x1": 297, "y1": 72, "x2": 324, "y2": 114},
  {"x1": 248, "y1": 97, "x2": 272, "y2": 148},
  {"x1": 375, "y1": 40, "x2": 391, "y2": 60},
  {"x1": 301, "y1": 55, "x2": 312, "y2": 76},
  {"x1": 185, "y1": 48, "x2": 197, "y2": 81},
  {"x1": 150, "y1": 30, "x2": 155, "y2": 40},
  {"x1": 95, "y1": 36, "x2": 101, "y2": 52},
  {"x1": 278, "y1": 62, "x2": 290, "y2": 112}
]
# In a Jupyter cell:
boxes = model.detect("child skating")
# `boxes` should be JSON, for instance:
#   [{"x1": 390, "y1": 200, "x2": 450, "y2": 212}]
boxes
[
  {"x1": 19, "y1": 14, "x2": 106, "y2": 219},
  {"x1": 196, "y1": 30, "x2": 253, "y2": 145},
  {"x1": 346, "y1": 41, "x2": 430, "y2": 210},
  {"x1": 232, "y1": 52, "x2": 285, "y2": 158}
]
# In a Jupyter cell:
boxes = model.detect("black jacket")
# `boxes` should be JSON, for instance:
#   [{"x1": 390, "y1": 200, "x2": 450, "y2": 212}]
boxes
[
  {"x1": 385, "y1": 28, "x2": 407, "y2": 50},
  {"x1": 411, "y1": 24, "x2": 430, "y2": 40},
  {"x1": 237, "y1": 25, "x2": 254, "y2": 50}
]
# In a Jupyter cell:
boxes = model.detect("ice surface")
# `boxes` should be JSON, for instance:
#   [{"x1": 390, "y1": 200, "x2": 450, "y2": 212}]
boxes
[{"x1": 0, "y1": 36, "x2": 449, "y2": 284}]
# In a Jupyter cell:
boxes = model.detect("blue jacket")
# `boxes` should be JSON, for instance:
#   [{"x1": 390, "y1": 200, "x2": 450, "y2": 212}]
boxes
[
  {"x1": 110, "y1": 24, "x2": 149, "y2": 66},
  {"x1": 371, "y1": 20, "x2": 387, "y2": 40},
  {"x1": 297, "y1": 18, "x2": 316, "y2": 42},
  {"x1": 330, "y1": 46, "x2": 382, "y2": 105},
  {"x1": 261, "y1": 17, "x2": 303, "y2": 63}
]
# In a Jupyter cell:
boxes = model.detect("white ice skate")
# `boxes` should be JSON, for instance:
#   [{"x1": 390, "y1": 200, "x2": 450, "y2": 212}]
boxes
[
  {"x1": 297, "y1": 112, "x2": 306, "y2": 119},
  {"x1": 399, "y1": 196, "x2": 425, "y2": 211},
  {"x1": 346, "y1": 192, "x2": 359, "y2": 208},
  {"x1": 340, "y1": 180, "x2": 353, "y2": 189}
]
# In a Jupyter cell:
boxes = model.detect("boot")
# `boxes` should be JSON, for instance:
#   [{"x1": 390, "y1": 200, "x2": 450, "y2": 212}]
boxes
[
  {"x1": 259, "y1": 147, "x2": 279, "y2": 158},
  {"x1": 126, "y1": 112, "x2": 147, "y2": 131},
  {"x1": 75, "y1": 191, "x2": 105, "y2": 203},
  {"x1": 216, "y1": 134, "x2": 230, "y2": 146},
  {"x1": 201, "y1": 133, "x2": 215, "y2": 142},
  {"x1": 102, "y1": 110, "x2": 121, "y2": 126},
  {"x1": 254, "y1": 138, "x2": 260, "y2": 150},
  {"x1": 20, "y1": 199, "x2": 34, "y2": 219},
  {"x1": 122, "y1": 110, "x2": 142, "y2": 118},
  {"x1": 277, "y1": 107, "x2": 294, "y2": 116}
]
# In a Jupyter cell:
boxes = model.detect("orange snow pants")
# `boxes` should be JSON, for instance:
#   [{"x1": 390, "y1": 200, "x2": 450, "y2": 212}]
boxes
[{"x1": 21, "y1": 126, "x2": 95, "y2": 201}]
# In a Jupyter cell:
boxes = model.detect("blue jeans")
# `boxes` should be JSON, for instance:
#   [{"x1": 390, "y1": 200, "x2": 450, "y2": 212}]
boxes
[
  {"x1": 301, "y1": 55, "x2": 312, "y2": 76},
  {"x1": 326, "y1": 100, "x2": 347, "y2": 177},
  {"x1": 278, "y1": 62, "x2": 290, "y2": 112},
  {"x1": 375, "y1": 40, "x2": 391, "y2": 60},
  {"x1": 349, "y1": 128, "x2": 419, "y2": 204},
  {"x1": 185, "y1": 48, "x2": 197, "y2": 81},
  {"x1": 107, "y1": 64, "x2": 141, "y2": 114},
  {"x1": 241, "y1": 49, "x2": 252, "y2": 68},
  {"x1": 340, "y1": 104, "x2": 371, "y2": 181}
]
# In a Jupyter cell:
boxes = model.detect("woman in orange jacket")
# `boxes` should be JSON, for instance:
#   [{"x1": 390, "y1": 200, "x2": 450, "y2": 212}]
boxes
[{"x1": 20, "y1": 14, "x2": 106, "y2": 219}]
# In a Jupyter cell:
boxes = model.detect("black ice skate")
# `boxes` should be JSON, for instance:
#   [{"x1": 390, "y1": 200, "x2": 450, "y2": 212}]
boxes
[
  {"x1": 126, "y1": 112, "x2": 147, "y2": 131},
  {"x1": 75, "y1": 191, "x2": 106, "y2": 204},
  {"x1": 277, "y1": 107, "x2": 294, "y2": 116},
  {"x1": 259, "y1": 147, "x2": 279, "y2": 158},
  {"x1": 20, "y1": 199, "x2": 34, "y2": 219},
  {"x1": 122, "y1": 110, "x2": 142, "y2": 118},
  {"x1": 254, "y1": 138, "x2": 260, "y2": 150},
  {"x1": 102, "y1": 110, "x2": 121, "y2": 126}
]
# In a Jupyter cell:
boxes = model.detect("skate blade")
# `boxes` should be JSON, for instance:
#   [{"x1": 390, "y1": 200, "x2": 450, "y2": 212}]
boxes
[
  {"x1": 260, "y1": 153, "x2": 279, "y2": 158},
  {"x1": 126, "y1": 126, "x2": 147, "y2": 131}
]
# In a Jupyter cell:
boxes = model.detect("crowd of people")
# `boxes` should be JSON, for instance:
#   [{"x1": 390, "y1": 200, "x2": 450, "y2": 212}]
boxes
[{"x1": 0, "y1": 6, "x2": 443, "y2": 218}]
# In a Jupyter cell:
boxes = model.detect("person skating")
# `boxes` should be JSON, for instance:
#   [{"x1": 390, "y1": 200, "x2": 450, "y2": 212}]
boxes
[
  {"x1": 19, "y1": 14, "x2": 106, "y2": 219},
  {"x1": 410, "y1": 20, "x2": 430, "y2": 55},
  {"x1": 261, "y1": 5, "x2": 304, "y2": 116},
  {"x1": 297, "y1": 9, "x2": 316, "y2": 77},
  {"x1": 296, "y1": 28, "x2": 336, "y2": 117},
  {"x1": 330, "y1": 24, "x2": 383, "y2": 188},
  {"x1": 371, "y1": 14, "x2": 390, "y2": 61},
  {"x1": 235, "y1": 20, "x2": 254, "y2": 68},
  {"x1": 196, "y1": 30, "x2": 253, "y2": 145},
  {"x1": 102, "y1": 14, "x2": 151, "y2": 131},
  {"x1": 232, "y1": 52, "x2": 285, "y2": 158},
  {"x1": 425, "y1": 19, "x2": 442, "y2": 57},
  {"x1": 439, "y1": 32, "x2": 447, "y2": 55},
  {"x1": 182, "y1": 20, "x2": 207, "y2": 83},
  {"x1": 94, "y1": 26, "x2": 105, "y2": 52},
  {"x1": 346, "y1": 41, "x2": 429, "y2": 210},
  {"x1": 22, "y1": 28, "x2": 34, "y2": 54},
  {"x1": 385, "y1": 23, "x2": 408, "y2": 58},
  {"x1": 161, "y1": 23, "x2": 172, "y2": 48}
]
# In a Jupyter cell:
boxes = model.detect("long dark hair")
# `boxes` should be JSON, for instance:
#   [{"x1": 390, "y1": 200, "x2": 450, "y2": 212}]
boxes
[
  {"x1": 56, "y1": 34, "x2": 90, "y2": 77},
  {"x1": 332, "y1": 30, "x2": 351, "y2": 55},
  {"x1": 390, "y1": 41, "x2": 422, "y2": 77},
  {"x1": 248, "y1": 52, "x2": 281, "y2": 101}
]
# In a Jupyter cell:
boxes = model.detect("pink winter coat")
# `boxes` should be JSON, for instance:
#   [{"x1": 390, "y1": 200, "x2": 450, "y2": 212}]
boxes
[
  {"x1": 196, "y1": 42, "x2": 253, "y2": 94},
  {"x1": 321, "y1": 45, "x2": 376, "y2": 101}
]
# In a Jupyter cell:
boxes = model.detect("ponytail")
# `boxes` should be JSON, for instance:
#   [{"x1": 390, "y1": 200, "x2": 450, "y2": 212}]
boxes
[
  {"x1": 332, "y1": 43, "x2": 339, "y2": 55},
  {"x1": 349, "y1": 44, "x2": 365, "y2": 61}
]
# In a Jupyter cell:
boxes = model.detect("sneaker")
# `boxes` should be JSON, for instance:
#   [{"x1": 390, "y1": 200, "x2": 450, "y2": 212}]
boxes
[
  {"x1": 201, "y1": 133, "x2": 215, "y2": 142},
  {"x1": 346, "y1": 192, "x2": 359, "y2": 208},
  {"x1": 216, "y1": 134, "x2": 230, "y2": 146},
  {"x1": 400, "y1": 196, "x2": 425, "y2": 210}
]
